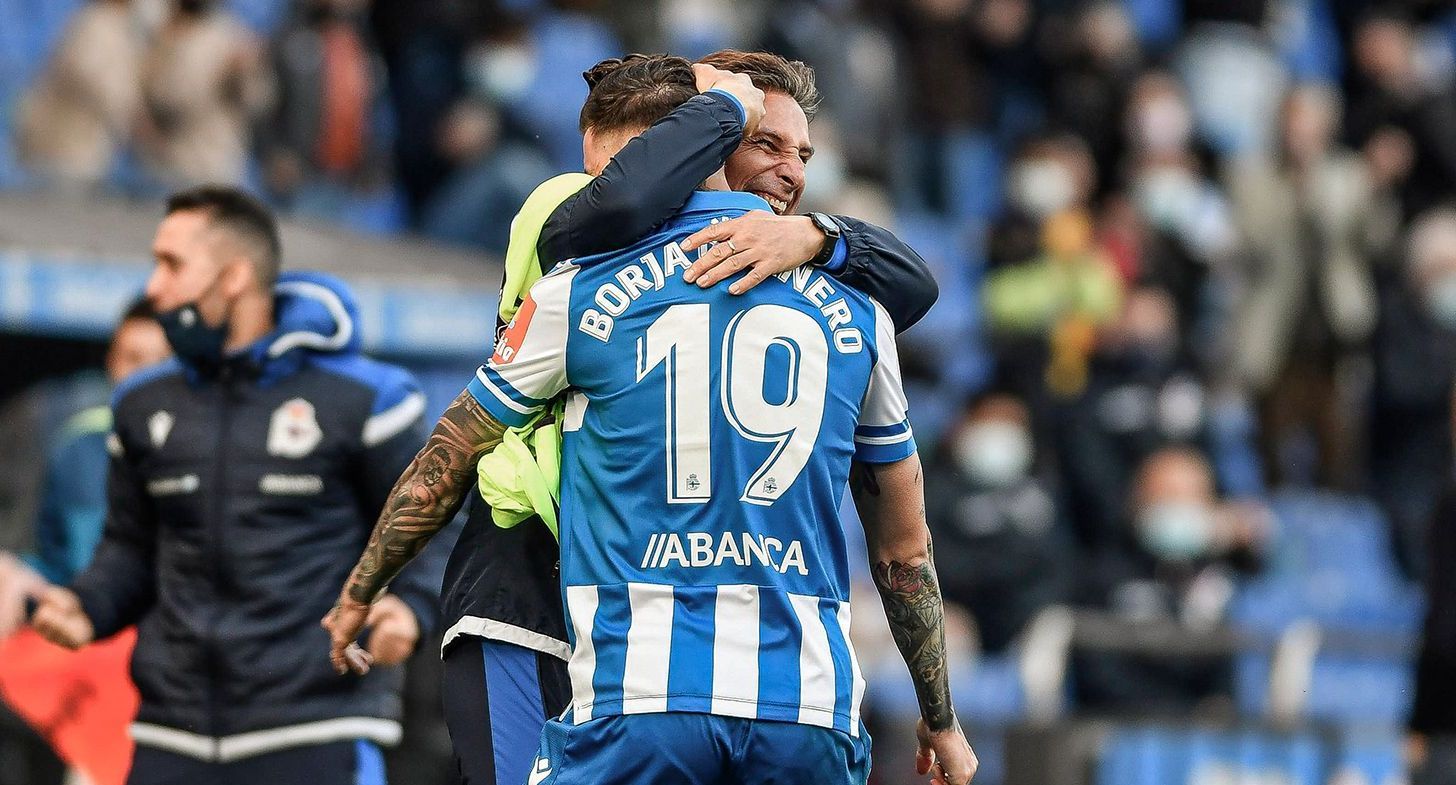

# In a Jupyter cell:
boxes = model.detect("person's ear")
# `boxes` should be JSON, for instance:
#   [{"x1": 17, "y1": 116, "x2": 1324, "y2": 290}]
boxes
[{"x1": 220, "y1": 258, "x2": 256, "y2": 300}]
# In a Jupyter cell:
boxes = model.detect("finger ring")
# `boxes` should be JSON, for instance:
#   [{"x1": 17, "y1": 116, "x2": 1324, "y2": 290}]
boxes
[{"x1": 726, "y1": 239, "x2": 738, "y2": 253}]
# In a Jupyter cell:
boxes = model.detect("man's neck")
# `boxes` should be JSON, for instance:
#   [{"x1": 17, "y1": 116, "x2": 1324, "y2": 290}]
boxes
[{"x1": 225, "y1": 291, "x2": 274, "y2": 353}]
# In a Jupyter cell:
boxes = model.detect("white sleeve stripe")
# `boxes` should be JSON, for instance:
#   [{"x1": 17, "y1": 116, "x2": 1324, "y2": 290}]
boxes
[
  {"x1": 475, "y1": 368, "x2": 536, "y2": 415},
  {"x1": 854, "y1": 430, "x2": 914, "y2": 446},
  {"x1": 362, "y1": 392, "x2": 426, "y2": 446}
]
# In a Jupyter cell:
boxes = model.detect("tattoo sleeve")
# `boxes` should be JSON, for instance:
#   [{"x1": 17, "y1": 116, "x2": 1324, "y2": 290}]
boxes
[
  {"x1": 345, "y1": 390, "x2": 507, "y2": 604},
  {"x1": 852, "y1": 460, "x2": 955, "y2": 731}
]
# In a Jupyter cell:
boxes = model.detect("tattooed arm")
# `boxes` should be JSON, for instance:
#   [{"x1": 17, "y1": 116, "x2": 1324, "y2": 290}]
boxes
[
  {"x1": 324, "y1": 390, "x2": 507, "y2": 674},
  {"x1": 851, "y1": 454, "x2": 978, "y2": 784}
]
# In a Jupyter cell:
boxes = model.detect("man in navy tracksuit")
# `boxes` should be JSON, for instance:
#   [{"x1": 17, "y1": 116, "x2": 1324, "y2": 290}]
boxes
[{"x1": 33, "y1": 186, "x2": 449, "y2": 785}]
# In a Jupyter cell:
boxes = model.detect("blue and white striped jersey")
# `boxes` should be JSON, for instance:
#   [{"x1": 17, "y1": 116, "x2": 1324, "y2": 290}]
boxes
[{"x1": 468, "y1": 191, "x2": 915, "y2": 736}]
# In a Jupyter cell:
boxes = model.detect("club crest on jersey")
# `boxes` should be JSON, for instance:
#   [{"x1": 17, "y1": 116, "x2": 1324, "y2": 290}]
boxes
[
  {"x1": 148, "y1": 410, "x2": 174, "y2": 449},
  {"x1": 267, "y1": 398, "x2": 323, "y2": 458},
  {"x1": 640, "y1": 531, "x2": 809, "y2": 576}
]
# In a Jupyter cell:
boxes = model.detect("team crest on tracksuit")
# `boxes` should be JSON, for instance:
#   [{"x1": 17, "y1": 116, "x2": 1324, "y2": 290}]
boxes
[{"x1": 267, "y1": 398, "x2": 323, "y2": 458}]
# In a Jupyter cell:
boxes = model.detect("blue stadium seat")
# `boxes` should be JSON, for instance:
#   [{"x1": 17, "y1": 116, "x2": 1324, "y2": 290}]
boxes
[
  {"x1": 1234, "y1": 653, "x2": 1414, "y2": 724},
  {"x1": 1328, "y1": 728, "x2": 1404, "y2": 785},
  {"x1": 225, "y1": 0, "x2": 289, "y2": 34},
  {"x1": 1120, "y1": 0, "x2": 1182, "y2": 51},
  {"x1": 892, "y1": 210, "x2": 993, "y2": 382},
  {"x1": 865, "y1": 653, "x2": 1020, "y2": 785},
  {"x1": 1097, "y1": 727, "x2": 1323, "y2": 785},
  {"x1": 1230, "y1": 491, "x2": 1422, "y2": 635},
  {"x1": 1279, "y1": 0, "x2": 1343, "y2": 82},
  {"x1": 1227, "y1": 492, "x2": 1419, "y2": 725}
]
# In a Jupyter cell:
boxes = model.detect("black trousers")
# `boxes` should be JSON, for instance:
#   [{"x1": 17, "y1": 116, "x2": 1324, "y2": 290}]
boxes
[
  {"x1": 441, "y1": 638, "x2": 571, "y2": 785},
  {"x1": 127, "y1": 739, "x2": 384, "y2": 785}
]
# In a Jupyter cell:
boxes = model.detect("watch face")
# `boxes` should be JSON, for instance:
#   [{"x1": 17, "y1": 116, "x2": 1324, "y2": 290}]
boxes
[{"x1": 812, "y1": 213, "x2": 839, "y2": 237}]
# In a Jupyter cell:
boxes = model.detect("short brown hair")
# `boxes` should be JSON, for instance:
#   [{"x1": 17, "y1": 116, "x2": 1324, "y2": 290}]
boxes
[
  {"x1": 697, "y1": 50, "x2": 821, "y2": 121},
  {"x1": 578, "y1": 54, "x2": 697, "y2": 133}
]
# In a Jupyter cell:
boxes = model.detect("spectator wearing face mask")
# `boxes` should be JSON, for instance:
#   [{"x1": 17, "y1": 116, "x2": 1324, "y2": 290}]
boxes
[
  {"x1": 1074, "y1": 447, "x2": 1270, "y2": 713},
  {"x1": 925, "y1": 392, "x2": 1072, "y2": 653},
  {"x1": 985, "y1": 135, "x2": 1122, "y2": 401},
  {"x1": 1119, "y1": 71, "x2": 1240, "y2": 358},
  {"x1": 1054, "y1": 286, "x2": 1211, "y2": 550},
  {"x1": 1173, "y1": 0, "x2": 1288, "y2": 157},
  {"x1": 1370, "y1": 208, "x2": 1456, "y2": 581}
]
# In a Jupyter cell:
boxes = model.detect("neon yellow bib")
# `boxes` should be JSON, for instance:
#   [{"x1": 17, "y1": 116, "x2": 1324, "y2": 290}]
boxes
[{"x1": 476, "y1": 173, "x2": 589, "y2": 538}]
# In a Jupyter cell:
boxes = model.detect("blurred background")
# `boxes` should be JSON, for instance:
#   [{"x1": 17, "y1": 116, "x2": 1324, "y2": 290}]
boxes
[{"x1": 3, "y1": 0, "x2": 1456, "y2": 783}]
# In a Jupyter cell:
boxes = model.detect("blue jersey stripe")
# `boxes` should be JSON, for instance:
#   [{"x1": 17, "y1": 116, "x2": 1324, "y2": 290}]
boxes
[
  {"x1": 481, "y1": 364, "x2": 551, "y2": 407},
  {"x1": 590, "y1": 584, "x2": 630, "y2": 713},
  {"x1": 755, "y1": 591, "x2": 802, "y2": 721},
  {"x1": 854, "y1": 422, "x2": 910, "y2": 438},
  {"x1": 466, "y1": 376, "x2": 535, "y2": 428},
  {"x1": 666, "y1": 586, "x2": 717, "y2": 713},
  {"x1": 854, "y1": 436, "x2": 917, "y2": 464}
]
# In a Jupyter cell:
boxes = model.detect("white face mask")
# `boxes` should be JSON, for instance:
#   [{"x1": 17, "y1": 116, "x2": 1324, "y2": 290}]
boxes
[
  {"x1": 1134, "y1": 166, "x2": 1200, "y2": 231},
  {"x1": 953, "y1": 421, "x2": 1033, "y2": 488},
  {"x1": 1007, "y1": 159, "x2": 1076, "y2": 218},
  {"x1": 467, "y1": 43, "x2": 537, "y2": 104},
  {"x1": 1136, "y1": 501, "x2": 1213, "y2": 562}
]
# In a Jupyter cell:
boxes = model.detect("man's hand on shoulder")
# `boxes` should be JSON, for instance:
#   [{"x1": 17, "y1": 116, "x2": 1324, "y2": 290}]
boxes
[
  {"x1": 692, "y1": 64, "x2": 764, "y2": 135},
  {"x1": 680, "y1": 212, "x2": 828, "y2": 294},
  {"x1": 31, "y1": 586, "x2": 94, "y2": 650}
]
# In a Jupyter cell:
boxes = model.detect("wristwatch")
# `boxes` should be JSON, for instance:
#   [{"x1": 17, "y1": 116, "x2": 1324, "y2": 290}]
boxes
[{"x1": 806, "y1": 212, "x2": 841, "y2": 267}]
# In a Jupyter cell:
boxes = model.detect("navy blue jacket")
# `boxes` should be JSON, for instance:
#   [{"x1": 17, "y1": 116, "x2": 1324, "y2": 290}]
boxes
[{"x1": 70, "y1": 271, "x2": 449, "y2": 759}]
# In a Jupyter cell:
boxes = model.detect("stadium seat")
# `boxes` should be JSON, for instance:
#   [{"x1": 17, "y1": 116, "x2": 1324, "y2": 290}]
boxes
[
  {"x1": 1230, "y1": 491, "x2": 1423, "y2": 635},
  {"x1": 1096, "y1": 726, "x2": 1323, "y2": 785},
  {"x1": 1234, "y1": 653, "x2": 1414, "y2": 725},
  {"x1": 1120, "y1": 0, "x2": 1182, "y2": 51},
  {"x1": 1278, "y1": 0, "x2": 1343, "y2": 82},
  {"x1": 1327, "y1": 728, "x2": 1404, "y2": 785},
  {"x1": 1227, "y1": 492, "x2": 1420, "y2": 726},
  {"x1": 225, "y1": 0, "x2": 289, "y2": 35},
  {"x1": 867, "y1": 653, "x2": 1023, "y2": 723}
]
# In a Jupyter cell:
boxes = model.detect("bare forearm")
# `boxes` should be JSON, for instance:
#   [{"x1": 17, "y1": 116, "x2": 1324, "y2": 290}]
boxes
[
  {"x1": 851, "y1": 458, "x2": 955, "y2": 731},
  {"x1": 345, "y1": 391, "x2": 505, "y2": 604}
]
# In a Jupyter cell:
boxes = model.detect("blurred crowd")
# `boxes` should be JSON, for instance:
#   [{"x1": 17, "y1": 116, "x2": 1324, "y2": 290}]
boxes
[{"x1": 6, "y1": 0, "x2": 1456, "y2": 768}]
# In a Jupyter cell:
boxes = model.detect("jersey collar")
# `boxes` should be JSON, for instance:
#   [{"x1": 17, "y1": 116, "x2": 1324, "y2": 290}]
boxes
[{"x1": 679, "y1": 190, "x2": 774, "y2": 217}]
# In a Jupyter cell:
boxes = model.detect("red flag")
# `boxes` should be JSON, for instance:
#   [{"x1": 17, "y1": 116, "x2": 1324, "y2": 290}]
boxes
[{"x1": 0, "y1": 628, "x2": 138, "y2": 785}]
